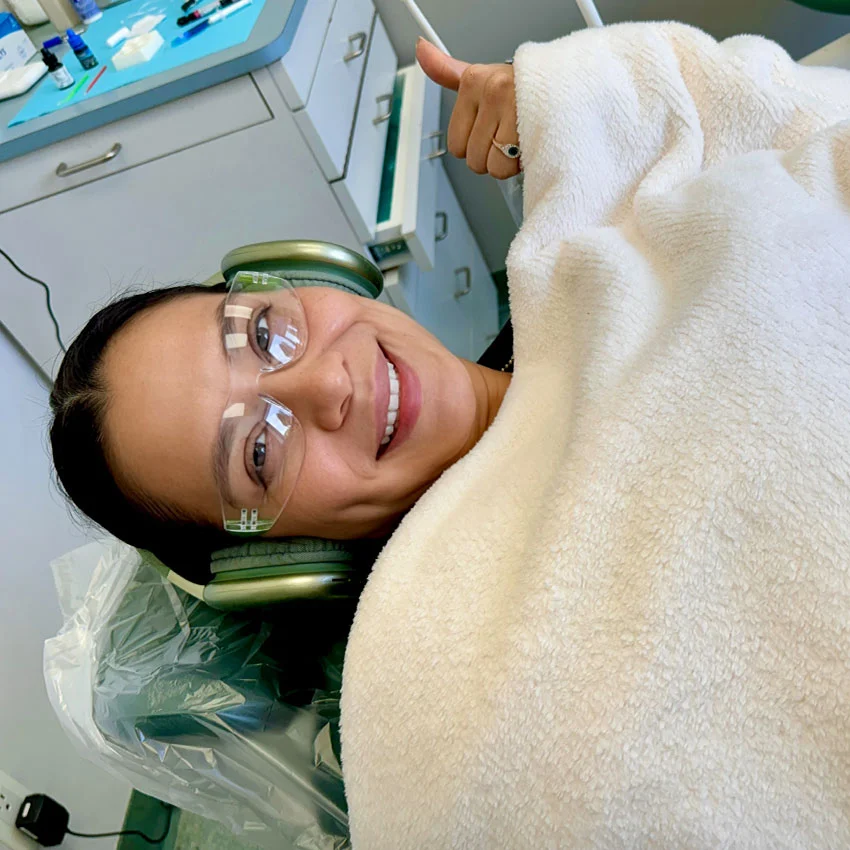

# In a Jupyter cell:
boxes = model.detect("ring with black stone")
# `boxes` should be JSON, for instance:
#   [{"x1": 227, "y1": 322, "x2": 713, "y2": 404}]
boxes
[{"x1": 491, "y1": 139, "x2": 521, "y2": 159}]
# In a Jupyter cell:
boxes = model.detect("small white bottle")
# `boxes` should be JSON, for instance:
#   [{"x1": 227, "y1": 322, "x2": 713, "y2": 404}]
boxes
[{"x1": 40, "y1": 47, "x2": 74, "y2": 90}]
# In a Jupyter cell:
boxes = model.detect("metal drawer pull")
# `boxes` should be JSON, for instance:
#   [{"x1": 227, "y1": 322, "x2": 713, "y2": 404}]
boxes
[
  {"x1": 435, "y1": 211, "x2": 448, "y2": 241},
  {"x1": 56, "y1": 142, "x2": 122, "y2": 178},
  {"x1": 344, "y1": 31, "x2": 367, "y2": 61},
  {"x1": 454, "y1": 266, "x2": 472, "y2": 298},
  {"x1": 373, "y1": 92, "x2": 393, "y2": 125},
  {"x1": 425, "y1": 130, "x2": 447, "y2": 159}
]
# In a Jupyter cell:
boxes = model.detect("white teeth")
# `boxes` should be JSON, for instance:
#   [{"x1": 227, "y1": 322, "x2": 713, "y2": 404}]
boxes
[{"x1": 381, "y1": 358, "x2": 400, "y2": 449}]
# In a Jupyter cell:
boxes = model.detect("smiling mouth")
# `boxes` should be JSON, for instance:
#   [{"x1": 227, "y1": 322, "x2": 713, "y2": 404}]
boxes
[{"x1": 377, "y1": 352, "x2": 400, "y2": 459}]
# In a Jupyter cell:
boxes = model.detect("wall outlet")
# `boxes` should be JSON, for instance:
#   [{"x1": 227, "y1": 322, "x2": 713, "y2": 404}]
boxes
[{"x1": 0, "y1": 770, "x2": 38, "y2": 850}]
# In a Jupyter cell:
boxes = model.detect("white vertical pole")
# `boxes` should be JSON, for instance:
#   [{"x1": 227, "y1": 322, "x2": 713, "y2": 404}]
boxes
[
  {"x1": 399, "y1": 0, "x2": 451, "y2": 54},
  {"x1": 575, "y1": 0, "x2": 604, "y2": 27}
]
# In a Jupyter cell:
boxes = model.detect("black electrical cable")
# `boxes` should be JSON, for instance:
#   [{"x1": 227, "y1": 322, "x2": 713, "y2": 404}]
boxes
[
  {"x1": 66, "y1": 805, "x2": 174, "y2": 844},
  {"x1": 0, "y1": 246, "x2": 67, "y2": 354}
]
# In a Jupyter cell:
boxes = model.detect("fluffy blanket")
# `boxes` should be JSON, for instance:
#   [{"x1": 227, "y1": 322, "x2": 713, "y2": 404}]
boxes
[{"x1": 341, "y1": 23, "x2": 850, "y2": 848}]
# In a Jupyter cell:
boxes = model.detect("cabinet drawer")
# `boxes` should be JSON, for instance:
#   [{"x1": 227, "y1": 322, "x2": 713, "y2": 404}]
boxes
[
  {"x1": 368, "y1": 62, "x2": 444, "y2": 272},
  {"x1": 2, "y1": 117, "x2": 361, "y2": 374},
  {"x1": 396, "y1": 164, "x2": 498, "y2": 359},
  {"x1": 398, "y1": 253, "x2": 469, "y2": 358},
  {"x1": 433, "y1": 165, "x2": 498, "y2": 359},
  {"x1": 331, "y1": 13, "x2": 397, "y2": 243},
  {"x1": 293, "y1": 0, "x2": 375, "y2": 180},
  {"x1": 0, "y1": 75, "x2": 271, "y2": 214},
  {"x1": 272, "y1": 0, "x2": 336, "y2": 109}
]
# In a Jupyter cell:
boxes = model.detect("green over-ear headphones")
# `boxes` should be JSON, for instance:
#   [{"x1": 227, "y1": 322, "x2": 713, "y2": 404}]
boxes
[{"x1": 144, "y1": 240, "x2": 386, "y2": 611}]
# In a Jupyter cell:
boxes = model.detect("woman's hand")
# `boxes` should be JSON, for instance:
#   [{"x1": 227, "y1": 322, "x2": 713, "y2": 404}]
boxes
[{"x1": 415, "y1": 38, "x2": 520, "y2": 180}]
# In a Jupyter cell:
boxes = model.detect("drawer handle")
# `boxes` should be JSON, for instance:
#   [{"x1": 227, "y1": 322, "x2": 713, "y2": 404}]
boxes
[
  {"x1": 435, "y1": 211, "x2": 448, "y2": 241},
  {"x1": 425, "y1": 130, "x2": 447, "y2": 160},
  {"x1": 344, "y1": 31, "x2": 367, "y2": 61},
  {"x1": 453, "y1": 266, "x2": 472, "y2": 299},
  {"x1": 56, "y1": 142, "x2": 122, "y2": 178},
  {"x1": 373, "y1": 92, "x2": 393, "y2": 125}
]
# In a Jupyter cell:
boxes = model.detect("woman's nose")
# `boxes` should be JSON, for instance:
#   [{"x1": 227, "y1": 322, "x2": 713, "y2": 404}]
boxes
[{"x1": 258, "y1": 350, "x2": 352, "y2": 431}]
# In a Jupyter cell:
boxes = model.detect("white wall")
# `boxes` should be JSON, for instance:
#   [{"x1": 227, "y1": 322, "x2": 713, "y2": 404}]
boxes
[
  {"x1": 375, "y1": 0, "x2": 850, "y2": 270},
  {"x1": 0, "y1": 325, "x2": 130, "y2": 850}
]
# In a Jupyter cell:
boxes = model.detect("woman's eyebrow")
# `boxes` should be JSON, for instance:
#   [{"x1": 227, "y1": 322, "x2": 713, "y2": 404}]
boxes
[
  {"x1": 213, "y1": 418, "x2": 239, "y2": 508},
  {"x1": 212, "y1": 296, "x2": 239, "y2": 508},
  {"x1": 215, "y1": 296, "x2": 227, "y2": 349}
]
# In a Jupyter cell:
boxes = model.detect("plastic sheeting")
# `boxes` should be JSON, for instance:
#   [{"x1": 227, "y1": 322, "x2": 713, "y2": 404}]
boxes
[
  {"x1": 498, "y1": 172, "x2": 525, "y2": 228},
  {"x1": 44, "y1": 539, "x2": 351, "y2": 850}
]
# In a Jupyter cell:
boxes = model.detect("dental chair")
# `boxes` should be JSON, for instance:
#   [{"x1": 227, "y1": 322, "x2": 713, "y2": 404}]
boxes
[
  {"x1": 87, "y1": 545, "x2": 362, "y2": 850},
  {"x1": 49, "y1": 242, "x2": 391, "y2": 850}
]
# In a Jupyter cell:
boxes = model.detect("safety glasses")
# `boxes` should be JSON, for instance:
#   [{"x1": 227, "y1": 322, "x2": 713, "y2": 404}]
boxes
[{"x1": 217, "y1": 272, "x2": 308, "y2": 535}]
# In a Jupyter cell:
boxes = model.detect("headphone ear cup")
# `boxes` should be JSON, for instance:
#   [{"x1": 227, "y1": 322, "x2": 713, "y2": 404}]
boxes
[
  {"x1": 211, "y1": 537, "x2": 358, "y2": 573},
  {"x1": 204, "y1": 537, "x2": 378, "y2": 610},
  {"x1": 221, "y1": 241, "x2": 383, "y2": 300}
]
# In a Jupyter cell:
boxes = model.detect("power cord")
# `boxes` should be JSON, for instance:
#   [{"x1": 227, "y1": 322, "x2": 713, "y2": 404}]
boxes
[
  {"x1": 15, "y1": 793, "x2": 174, "y2": 847},
  {"x1": 67, "y1": 805, "x2": 174, "y2": 843},
  {"x1": 0, "y1": 246, "x2": 67, "y2": 354}
]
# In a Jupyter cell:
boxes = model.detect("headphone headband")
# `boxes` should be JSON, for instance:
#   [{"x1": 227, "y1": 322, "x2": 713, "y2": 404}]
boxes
[{"x1": 221, "y1": 240, "x2": 383, "y2": 300}]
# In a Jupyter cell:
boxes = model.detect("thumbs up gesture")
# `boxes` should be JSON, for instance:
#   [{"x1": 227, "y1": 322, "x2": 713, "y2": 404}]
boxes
[{"x1": 415, "y1": 38, "x2": 521, "y2": 180}]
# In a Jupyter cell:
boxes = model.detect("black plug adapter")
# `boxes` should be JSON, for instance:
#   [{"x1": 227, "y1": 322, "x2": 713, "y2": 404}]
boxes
[{"x1": 15, "y1": 794, "x2": 70, "y2": 847}]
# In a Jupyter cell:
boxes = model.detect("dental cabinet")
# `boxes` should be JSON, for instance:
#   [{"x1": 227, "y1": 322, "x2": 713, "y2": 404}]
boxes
[{"x1": 0, "y1": 0, "x2": 499, "y2": 376}]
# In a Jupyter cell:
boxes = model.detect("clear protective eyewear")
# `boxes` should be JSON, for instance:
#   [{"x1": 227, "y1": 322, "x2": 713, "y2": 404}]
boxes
[{"x1": 218, "y1": 272, "x2": 308, "y2": 535}]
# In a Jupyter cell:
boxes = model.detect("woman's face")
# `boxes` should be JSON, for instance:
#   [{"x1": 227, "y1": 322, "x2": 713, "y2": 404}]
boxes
[{"x1": 101, "y1": 286, "x2": 494, "y2": 539}]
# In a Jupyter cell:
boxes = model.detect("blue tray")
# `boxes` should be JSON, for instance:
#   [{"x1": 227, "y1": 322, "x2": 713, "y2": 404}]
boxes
[{"x1": 10, "y1": 0, "x2": 265, "y2": 127}]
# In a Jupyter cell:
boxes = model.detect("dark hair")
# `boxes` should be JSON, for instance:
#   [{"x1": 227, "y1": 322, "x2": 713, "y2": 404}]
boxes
[{"x1": 49, "y1": 283, "x2": 233, "y2": 583}]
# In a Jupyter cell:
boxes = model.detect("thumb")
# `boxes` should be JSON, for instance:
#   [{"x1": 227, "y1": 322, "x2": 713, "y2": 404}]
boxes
[{"x1": 415, "y1": 38, "x2": 469, "y2": 92}]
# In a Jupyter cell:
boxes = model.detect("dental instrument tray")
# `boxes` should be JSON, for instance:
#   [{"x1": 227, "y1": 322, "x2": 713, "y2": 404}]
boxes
[{"x1": 9, "y1": 0, "x2": 266, "y2": 127}]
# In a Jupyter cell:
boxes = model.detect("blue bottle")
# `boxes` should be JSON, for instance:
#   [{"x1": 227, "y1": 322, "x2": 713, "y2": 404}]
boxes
[{"x1": 66, "y1": 28, "x2": 98, "y2": 69}]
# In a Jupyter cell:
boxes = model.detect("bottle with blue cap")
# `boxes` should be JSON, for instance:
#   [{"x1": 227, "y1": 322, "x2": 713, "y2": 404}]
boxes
[{"x1": 66, "y1": 28, "x2": 98, "y2": 68}]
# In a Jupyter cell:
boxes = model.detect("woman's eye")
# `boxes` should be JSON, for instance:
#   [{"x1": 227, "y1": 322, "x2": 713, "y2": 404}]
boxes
[
  {"x1": 255, "y1": 314, "x2": 271, "y2": 353},
  {"x1": 253, "y1": 431, "x2": 267, "y2": 481}
]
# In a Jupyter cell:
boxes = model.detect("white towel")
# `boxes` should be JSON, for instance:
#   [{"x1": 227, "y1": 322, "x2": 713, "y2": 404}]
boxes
[{"x1": 341, "y1": 23, "x2": 850, "y2": 849}]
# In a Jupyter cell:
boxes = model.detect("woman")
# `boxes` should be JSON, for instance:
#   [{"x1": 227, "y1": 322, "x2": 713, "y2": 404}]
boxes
[
  {"x1": 49, "y1": 41, "x2": 518, "y2": 578},
  {"x1": 51, "y1": 24, "x2": 850, "y2": 848}
]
